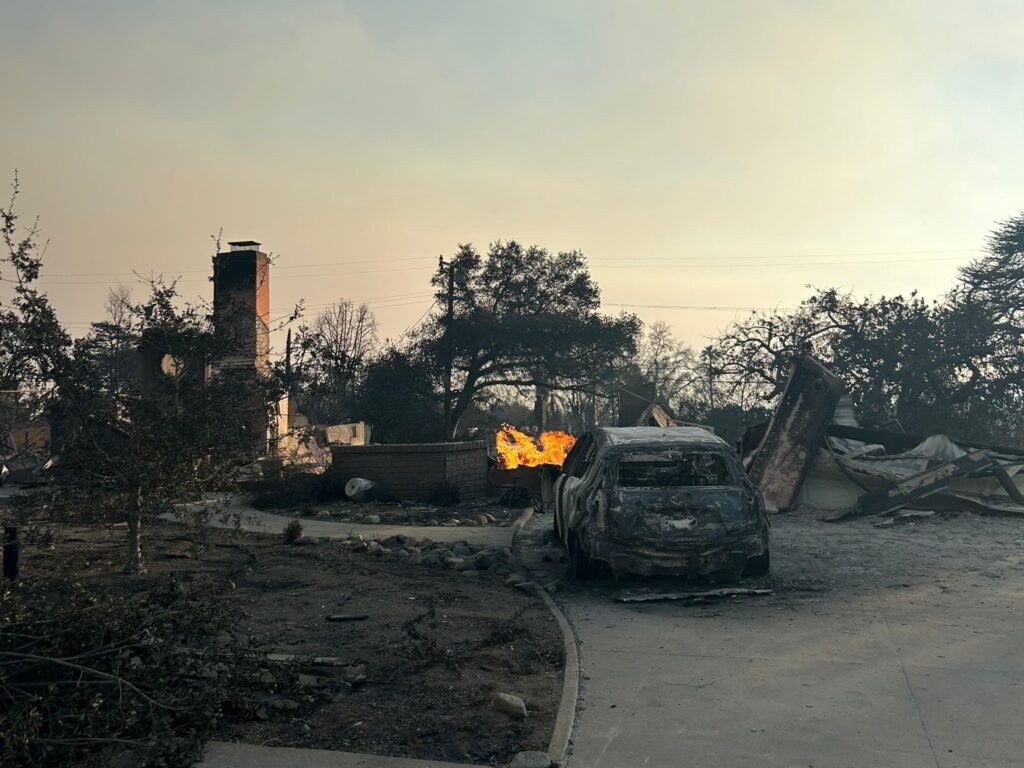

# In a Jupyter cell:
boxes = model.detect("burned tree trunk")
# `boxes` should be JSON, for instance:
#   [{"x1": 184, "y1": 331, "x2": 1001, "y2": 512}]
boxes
[{"x1": 3, "y1": 525, "x2": 18, "y2": 580}]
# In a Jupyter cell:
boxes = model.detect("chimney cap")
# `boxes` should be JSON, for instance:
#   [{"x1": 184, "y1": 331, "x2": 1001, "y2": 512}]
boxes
[{"x1": 228, "y1": 240, "x2": 262, "y2": 251}]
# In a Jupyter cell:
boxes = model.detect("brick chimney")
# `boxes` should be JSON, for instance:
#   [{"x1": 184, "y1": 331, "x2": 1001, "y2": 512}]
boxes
[
  {"x1": 212, "y1": 240, "x2": 272, "y2": 454},
  {"x1": 212, "y1": 240, "x2": 270, "y2": 376}
]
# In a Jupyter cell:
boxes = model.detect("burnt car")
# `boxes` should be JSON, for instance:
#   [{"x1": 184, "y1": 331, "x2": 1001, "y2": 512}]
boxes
[{"x1": 552, "y1": 426, "x2": 769, "y2": 580}]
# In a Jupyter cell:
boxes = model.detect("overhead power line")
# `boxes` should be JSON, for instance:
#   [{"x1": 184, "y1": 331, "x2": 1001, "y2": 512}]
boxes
[
  {"x1": 592, "y1": 256, "x2": 972, "y2": 270},
  {"x1": 8, "y1": 246, "x2": 985, "y2": 283},
  {"x1": 604, "y1": 303, "x2": 796, "y2": 312},
  {"x1": 16, "y1": 254, "x2": 973, "y2": 286},
  {"x1": 588, "y1": 248, "x2": 981, "y2": 262}
]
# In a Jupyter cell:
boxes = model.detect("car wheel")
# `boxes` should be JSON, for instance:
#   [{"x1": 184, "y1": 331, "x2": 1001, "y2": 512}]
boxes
[
  {"x1": 569, "y1": 532, "x2": 595, "y2": 581},
  {"x1": 743, "y1": 550, "x2": 770, "y2": 579}
]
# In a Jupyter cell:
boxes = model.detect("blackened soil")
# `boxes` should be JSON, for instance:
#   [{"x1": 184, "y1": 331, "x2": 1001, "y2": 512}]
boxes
[{"x1": 21, "y1": 523, "x2": 563, "y2": 765}]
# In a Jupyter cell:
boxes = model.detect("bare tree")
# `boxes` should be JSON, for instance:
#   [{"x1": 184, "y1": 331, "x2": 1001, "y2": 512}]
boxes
[
  {"x1": 637, "y1": 321, "x2": 697, "y2": 406},
  {"x1": 85, "y1": 283, "x2": 137, "y2": 401},
  {"x1": 294, "y1": 300, "x2": 378, "y2": 421},
  {"x1": 105, "y1": 283, "x2": 133, "y2": 327}
]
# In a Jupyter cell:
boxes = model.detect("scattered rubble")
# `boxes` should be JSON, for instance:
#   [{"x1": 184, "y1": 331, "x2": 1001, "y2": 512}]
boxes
[
  {"x1": 270, "y1": 496, "x2": 521, "y2": 528},
  {"x1": 340, "y1": 664, "x2": 367, "y2": 687},
  {"x1": 332, "y1": 532, "x2": 532, "y2": 589},
  {"x1": 0, "y1": 451, "x2": 51, "y2": 486},
  {"x1": 492, "y1": 692, "x2": 529, "y2": 719}
]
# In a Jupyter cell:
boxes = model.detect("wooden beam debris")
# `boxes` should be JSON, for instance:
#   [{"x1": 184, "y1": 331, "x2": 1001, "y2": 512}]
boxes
[{"x1": 825, "y1": 450, "x2": 995, "y2": 522}]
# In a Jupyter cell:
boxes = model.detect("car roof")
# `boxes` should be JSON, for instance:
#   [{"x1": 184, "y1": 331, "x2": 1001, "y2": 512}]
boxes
[{"x1": 596, "y1": 426, "x2": 729, "y2": 448}]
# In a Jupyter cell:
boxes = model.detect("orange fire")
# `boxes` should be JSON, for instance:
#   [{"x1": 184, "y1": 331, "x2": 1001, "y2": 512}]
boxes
[{"x1": 496, "y1": 424, "x2": 576, "y2": 469}]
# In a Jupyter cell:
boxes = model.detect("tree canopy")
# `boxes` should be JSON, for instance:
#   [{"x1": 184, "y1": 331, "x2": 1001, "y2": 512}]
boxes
[
  {"x1": 415, "y1": 241, "x2": 641, "y2": 437},
  {"x1": 696, "y1": 214, "x2": 1024, "y2": 443}
]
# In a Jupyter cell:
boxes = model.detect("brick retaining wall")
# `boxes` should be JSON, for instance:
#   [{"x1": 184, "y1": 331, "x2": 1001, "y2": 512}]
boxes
[{"x1": 328, "y1": 441, "x2": 488, "y2": 500}]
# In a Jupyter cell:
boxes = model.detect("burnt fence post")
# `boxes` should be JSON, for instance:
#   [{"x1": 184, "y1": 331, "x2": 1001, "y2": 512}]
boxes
[{"x1": 3, "y1": 525, "x2": 19, "y2": 581}]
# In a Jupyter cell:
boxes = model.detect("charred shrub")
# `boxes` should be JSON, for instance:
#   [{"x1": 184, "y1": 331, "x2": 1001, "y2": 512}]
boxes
[
  {"x1": 399, "y1": 600, "x2": 459, "y2": 670},
  {"x1": 283, "y1": 519, "x2": 303, "y2": 545},
  {"x1": 250, "y1": 471, "x2": 333, "y2": 510},
  {"x1": 21, "y1": 524, "x2": 54, "y2": 547},
  {"x1": 483, "y1": 605, "x2": 529, "y2": 645},
  {"x1": 0, "y1": 576, "x2": 301, "y2": 768},
  {"x1": 427, "y1": 481, "x2": 461, "y2": 507},
  {"x1": 498, "y1": 485, "x2": 532, "y2": 507}
]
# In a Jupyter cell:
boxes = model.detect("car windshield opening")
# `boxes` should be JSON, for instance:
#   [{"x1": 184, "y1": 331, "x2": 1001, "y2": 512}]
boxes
[{"x1": 617, "y1": 451, "x2": 733, "y2": 487}]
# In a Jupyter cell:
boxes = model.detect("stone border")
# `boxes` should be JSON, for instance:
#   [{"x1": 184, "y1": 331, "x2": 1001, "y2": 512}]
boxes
[
  {"x1": 534, "y1": 588, "x2": 579, "y2": 767},
  {"x1": 329, "y1": 440, "x2": 487, "y2": 454}
]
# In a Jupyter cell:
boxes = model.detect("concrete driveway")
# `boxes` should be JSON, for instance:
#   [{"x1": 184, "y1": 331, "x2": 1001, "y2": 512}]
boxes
[{"x1": 522, "y1": 509, "x2": 1024, "y2": 767}]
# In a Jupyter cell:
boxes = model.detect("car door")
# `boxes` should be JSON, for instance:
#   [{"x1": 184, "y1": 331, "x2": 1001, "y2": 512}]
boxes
[
  {"x1": 554, "y1": 433, "x2": 593, "y2": 543},
  {"x1": 556, "y1": 433, "x2": 601, "y2": 540}
]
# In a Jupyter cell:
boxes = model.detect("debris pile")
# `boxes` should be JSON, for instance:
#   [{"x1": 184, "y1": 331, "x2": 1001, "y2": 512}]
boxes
[
  {"x1": 813, "y1": 431, "x2": 1024, "y2": 521},
  {"x1": 744, "y1": 355, "x2": 1024, "y2": 521},
  {"x1": 2, "y1": 421, "x2": 54, "y2": 487}
]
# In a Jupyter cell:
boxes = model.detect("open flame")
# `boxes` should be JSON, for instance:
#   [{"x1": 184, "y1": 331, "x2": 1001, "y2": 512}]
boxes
[{"x1": 496, "y1": 424, "x2": 576, "y2": 469}]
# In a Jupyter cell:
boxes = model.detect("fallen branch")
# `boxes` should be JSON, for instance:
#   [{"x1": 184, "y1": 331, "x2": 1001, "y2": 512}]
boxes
[{"x1": 0, "y1": 651, "x2": 186, "y2": 711}]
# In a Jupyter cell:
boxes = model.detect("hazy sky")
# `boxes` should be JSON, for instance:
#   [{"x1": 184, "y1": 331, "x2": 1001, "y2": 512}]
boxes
[{"x1": 2, "y1": 1, "x2": 1023, "y2": 351}]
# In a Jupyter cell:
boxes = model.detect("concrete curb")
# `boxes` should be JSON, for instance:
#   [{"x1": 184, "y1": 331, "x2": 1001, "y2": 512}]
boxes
[
  {"x1": 535, "y1": 588, "x2": 579, "y2": 767},
  {"x1": 511, "y1": 505, "x2": 534, "y2": 532},
  {"x1": 199, "y1": 741, "x2": 482, "y2": 767},
  {"x1": 510, "y1": 506, "x2": 534, "y2": 553}
]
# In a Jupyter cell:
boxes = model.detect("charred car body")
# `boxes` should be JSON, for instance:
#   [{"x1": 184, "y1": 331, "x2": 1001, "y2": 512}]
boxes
[{"x1": 552, "y1": 426, "x2": 770, "y2": 580}]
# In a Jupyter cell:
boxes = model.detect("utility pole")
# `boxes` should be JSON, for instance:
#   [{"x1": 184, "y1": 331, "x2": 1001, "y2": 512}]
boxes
[
  {"x1": 704, "y1": 346, "x2": 716, "y2": 411},
  {"x1": 438, "y1": 256, "x2": 467, "y2": 439},
  {"x1": 284, "y1": 328, "x2": 293, "y2": 386},
  {"x1": 441, "y1": 256, "x2": 456, "y2": 439}
]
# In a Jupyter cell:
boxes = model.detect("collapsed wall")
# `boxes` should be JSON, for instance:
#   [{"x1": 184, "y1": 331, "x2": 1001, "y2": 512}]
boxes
[{"x1": 747, "y1": 355, "x2": 845, "y2": 512}]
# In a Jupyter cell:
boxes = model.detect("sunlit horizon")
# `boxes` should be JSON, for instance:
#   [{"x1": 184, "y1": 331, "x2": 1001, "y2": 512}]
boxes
[{"x1": 3, "y1": 1, "x2": 1021, "y2": 351}]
